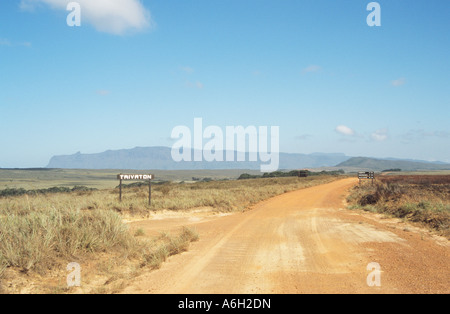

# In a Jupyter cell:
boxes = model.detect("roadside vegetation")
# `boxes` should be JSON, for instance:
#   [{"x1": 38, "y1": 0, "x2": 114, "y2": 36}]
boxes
[
  {"x1": 139, "y1": 227, "x2": 199, "y2": 270},
  {"x1": 150, "y1": 175, "x2": 341, "y2": 212},
  {"x1": 238, "y1": 169, "x2": 345, "y2": 179},
  {"x1": 347, "y1": 175, "x2": 450, "y2": 238},
  {"x1": 0, "y1": 186, "x2": 97, "y2": 198},
  {"x1": 0, "y1": 173, "x2": 341, "y2": 293}
]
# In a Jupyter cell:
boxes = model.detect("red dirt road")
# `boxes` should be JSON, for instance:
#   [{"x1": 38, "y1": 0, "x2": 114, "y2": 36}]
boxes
[{"x1": 123, "y1": 178, "x2": 449, "y2": 294}]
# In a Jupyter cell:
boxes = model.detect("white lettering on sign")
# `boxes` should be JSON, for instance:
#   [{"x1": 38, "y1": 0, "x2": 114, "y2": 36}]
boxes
[{"x1": 117, "y1": 174, "x2": 153, "y2": 180}]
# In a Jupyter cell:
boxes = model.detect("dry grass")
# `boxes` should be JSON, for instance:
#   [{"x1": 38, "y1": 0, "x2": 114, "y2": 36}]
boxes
[
  {"x1": 347, "y1": 175, "x2": 450, "y2": 238},
  {"x1": 149, "y1": 175, "x2": 341, "y2": 212},
  {"x1": 0, "y1": 175, "x2": 341, "y2": 292},
  {"x1": 0, "y1": 205, "x2": 137, "y2": 276},
  {"x1": 139, "y1": 227, "x2": 199, "y2": 270}
]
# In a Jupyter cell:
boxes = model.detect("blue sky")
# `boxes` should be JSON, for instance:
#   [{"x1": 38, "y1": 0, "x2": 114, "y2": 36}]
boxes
[{"x1": 0, "y1": 0, "x2": 449, "y2": 168}]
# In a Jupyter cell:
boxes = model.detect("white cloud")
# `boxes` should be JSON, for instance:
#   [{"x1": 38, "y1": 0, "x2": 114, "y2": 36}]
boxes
[
  {"x1": 391, "y1": 77, "x2": 406, "y2": 87},
  {"x1": 252, "y1": 70, "x2": 262, "y2": 76},
  {"x1": 186, "y1": 81, "x2": 204, "y2": 89},
  {"x1": 0, "y1": 39, "x2": 31, "y2": 47},
  {"x1": 181, "y1": 66, "x2": 194, "y2": 74},
  {"x1": 96, "y1": 89, "x2": 110, "y2": 96},
  {"x1": 302, "y1": 65, "x2": 322, "y2": 73},
  {"x1": 335, "y1": 125, "x2": 355, "y2": 136},
  {"x1": 0, "y1": 39, "x2": 12, "y2": 46},
  {"x1": 295, "y1": 134, "x2": 312, "y2": 141},
  {"x1": 371, "y1": 129, "x2": 389, "y2": 142},
  {"x1": 402, "y1": 129, "x2": 450, "y2": 143},
  {"x1": 20, "y1": 0, "x2": 153, "y2": 35}
]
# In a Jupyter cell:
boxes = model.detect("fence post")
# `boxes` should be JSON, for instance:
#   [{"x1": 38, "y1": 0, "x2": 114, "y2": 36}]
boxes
[{"x1": 119, "y1": 179, "x2": 122, "y2": 202}]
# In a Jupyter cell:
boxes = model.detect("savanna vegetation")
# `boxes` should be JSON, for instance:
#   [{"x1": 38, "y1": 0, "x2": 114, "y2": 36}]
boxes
[
  {"x1": 347, "y1": 175, "x2": 450, "y2": 238},
  {"x1": 0, "y1": 173, "x2": 341, "y2": 293},
  {"x1": 238, "y1": 169, "x2": 345, "y2": 179}
]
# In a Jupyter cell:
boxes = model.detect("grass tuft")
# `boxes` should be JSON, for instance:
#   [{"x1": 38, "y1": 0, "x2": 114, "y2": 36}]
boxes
[
  {"x1": 140, "y1": 227, "x2": 199, "y2": 270},
  {"x1": 0, "y1": 207, "x2": 137, "y2": 275}
]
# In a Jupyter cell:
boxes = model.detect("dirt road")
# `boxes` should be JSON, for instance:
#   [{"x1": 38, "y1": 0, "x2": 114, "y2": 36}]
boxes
[{"x1": 123, "y1": 178, "x2": 449, "y2": 294}]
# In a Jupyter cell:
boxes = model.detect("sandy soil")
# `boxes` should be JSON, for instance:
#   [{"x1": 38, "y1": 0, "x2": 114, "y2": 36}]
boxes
[{"x1": 122, "y1": 178, "x2": 449, "y2": 294}]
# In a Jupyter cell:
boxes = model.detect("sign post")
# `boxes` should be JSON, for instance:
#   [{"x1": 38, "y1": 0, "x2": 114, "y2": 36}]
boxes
[
  {"x1": 117, "y1": 174, "x2": 154, "y2": 205},
  {"x1": 298, "y1": 170, "x2": 309, "y2": 178},
  {"x1": 119, "y1": 178, "x2": 122, "y2": 202},
  {"x1": 358, "y1": 171, "x2": 375, "y2": 185}
]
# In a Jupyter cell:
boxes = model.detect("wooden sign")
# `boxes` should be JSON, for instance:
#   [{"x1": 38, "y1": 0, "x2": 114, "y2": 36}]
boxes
[
  {"x1": 358, "y1": 171, "x2": 375, "y2": 185},
  {"x1": 298, "y1": 170, "x2": 309, "y2": 178},
  {"x1": 117, "y1": 174, "x2": 154, "y2": 180},
  {"x1": 117, "y1": 173, "x2": 154, "y2": 205}
]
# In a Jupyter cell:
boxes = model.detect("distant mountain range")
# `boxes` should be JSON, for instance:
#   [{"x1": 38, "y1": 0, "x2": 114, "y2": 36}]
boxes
[
  {"x1": 46, "y1": 147, "x2": 351, "y2": 170},
  {"x1": 45, "y1": 146, "x2": 450, "y2": 172},
  {"x1": 336, "y1": 157, "x2": 450, "y2": 172}
]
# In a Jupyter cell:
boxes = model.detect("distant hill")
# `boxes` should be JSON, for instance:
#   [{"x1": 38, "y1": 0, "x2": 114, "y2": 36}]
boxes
[
  {"x1": 46, "y1": 147, "x2": 450, "y2": 172},
  {"x1": 46, "y1": 146, "x2": 351, "y2": 171},
  {"x1": 337, "y1": 157, "x2": 450, "y2": 172}
]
